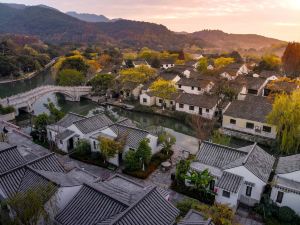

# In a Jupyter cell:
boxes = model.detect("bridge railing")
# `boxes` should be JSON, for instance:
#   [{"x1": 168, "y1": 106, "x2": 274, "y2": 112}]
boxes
[{"x1": 0, "y1": 85, "x2": 92, "y2": 106}]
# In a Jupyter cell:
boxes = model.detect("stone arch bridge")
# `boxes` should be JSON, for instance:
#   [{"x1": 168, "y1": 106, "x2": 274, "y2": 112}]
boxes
[{"x1": 0, "y1": 85, "x2": 92, "y2": 115}]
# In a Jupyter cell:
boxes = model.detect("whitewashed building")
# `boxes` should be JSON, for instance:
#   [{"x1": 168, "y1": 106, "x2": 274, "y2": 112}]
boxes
[
  {"x1": 161, "y1": 59, "x2": 175, "y2": 69},
  {"x1": 271, "y1": 154, "x2": 300, "y2": 215},
  {"x1": 47, "y1": 113, "x2": 159, "y2": 166},
  {"x1": 176, "y1": 78, "x2": 214, "y2": 95},
  {"x1": 190, "y1": 142, "x2": 275, "y2": 210}
]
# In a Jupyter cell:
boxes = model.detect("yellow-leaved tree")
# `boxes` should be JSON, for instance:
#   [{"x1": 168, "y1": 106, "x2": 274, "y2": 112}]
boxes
[
  {"x1": 214, "y1": 57, "x2": 235, "y2": 69},
  {"x1": 267, "y1": 89, "x2": 300, "y2": 154},
  {"x1": 150, "y1": 79, "x2": 177, "y2": 107}
]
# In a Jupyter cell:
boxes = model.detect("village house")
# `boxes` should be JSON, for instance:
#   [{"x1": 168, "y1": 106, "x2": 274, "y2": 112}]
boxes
[
  {"x1": 222, "y1": 95, "x2": 277, "y2": 144},
  {"x1": 190, "y1": 141, "x2": 275, "y2": 210},
  {"x1": 219, "y1": 63, "x2": 249, "y2": 80},
  {"x1": 132, "y1": 59, "x2": 151, "y2": 68},
  {"x1": 235, "y1": 74, "x2": 270, "y2": 96},
  {"x1": 270, "y1": 154, "x2": 300, "y2": 215},
  {"x1": 176, "y1": 78, "x2": 215, "y2": 95},
  {"x1": 47, "y1": 113, "x2": 159, "y2": 166},
  {"x1": 264, "y1": 77, "x2": 300, "y2": 96},
  {"x1": 161, "y1": 59, "x2": 175, "y2": 69},
  {"x1": 0, "y1": 142, "x2": 178, "y2": 225},
  {"x1": 175, "y1": 93, "x2": 220, "y2": 119}
]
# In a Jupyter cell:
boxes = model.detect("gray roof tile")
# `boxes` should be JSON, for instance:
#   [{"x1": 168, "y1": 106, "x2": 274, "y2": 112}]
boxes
[
  {"x1": 216, "y1": 172, "x2": 244, "y2": 193},
  {"x1": 178, "y1": 209, "x2": 214, "y2": 225},
  {"x1": 56, "y1": 129, "x2": 75, "y2": 140},
  {"x1": 56, "y1": 113, "x2": 86, "y2": 128},
  {"x1": 0, "y1": 145, "x2": 27, "y2": 173},
  {"x1": 74, "y1": 114, "x2": 113, "y2": 134},
  {"x1": 176, "y1": 93, "x2": 219, "y2": 109},
  {"x1": 276, "y1": 154, "x2": 300, "y2": 174}
]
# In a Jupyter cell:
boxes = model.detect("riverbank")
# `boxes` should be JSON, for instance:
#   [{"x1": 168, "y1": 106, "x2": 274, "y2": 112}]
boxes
[{"x1": 0, "y1": 58, "x2": 57, "y2": 84}]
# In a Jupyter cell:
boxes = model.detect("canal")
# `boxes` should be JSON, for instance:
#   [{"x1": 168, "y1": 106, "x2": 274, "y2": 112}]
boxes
[{"x1": 0, "y1": 69, "x2": 199, "y2": 152}]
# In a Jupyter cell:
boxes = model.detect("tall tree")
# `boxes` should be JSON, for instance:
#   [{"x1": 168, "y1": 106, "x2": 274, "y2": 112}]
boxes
[
  {"x1": 57, "y1": 69, "x2": 85, "y2": 86},
  {"x1": 267, "y1": 90, "x2": 300, "y2": 154},
  {"x1": 282, "y1": 42, "x2": 300, "y2": 78},
  {"x1": 197, "y1": 57, "x2": 208, "y2": 73},
  {"x1": 89, "y1": 73, "x2": 113, "y2": 93},
  {"x1": 135, "y1": 139, "x2": 152, "y2": 171},
  {"x1": 98, "y1": 137, "x2": 124, "y2": 163}
]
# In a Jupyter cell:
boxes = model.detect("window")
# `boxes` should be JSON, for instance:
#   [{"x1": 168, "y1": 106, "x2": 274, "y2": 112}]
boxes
[
  {"x1": 263, "y1": 126, "x2": 272, "y2": 133},
  {"x1": 143, "y1": 98, "x2": 147, "y2": 103},
  {"x1": 206, "y1": 109, "x2": 209, "y2": 113},
  {"x1": 246, "y1": 186, "x2": 252, "y2": 197},
  {"x1": 209, "y1": 180, "x2": 215, "y2": 191},
  {"x1": 199, "y1": 108, "x2": 202, "y2": 115},
  {"x1": 189, "y1": 105, "x2": 194, "y2": 111},
  {"x1": 198, "y1": 87, "x2": 201, "y2": 91},
  {"x1": 178, "y1": 85, "x2": 182, "y2": 88},
  {"x1": 170, "y1": 101, "x2": 173, "y2": 105},
  {"x1": 59, "y1": 140, "x2": 63, "y2": 145},
  {"x1": 159, "y1": 99, "x2": 163, "y2": 103},
  {"x1": 222, "y1": 190, "x2": 230, "y2": 198},
  {"x1": 276, "y1": 191, "x2": 284, "y2": 203},
  {"x1": 191, "y1": 86, "x2": 194, "y2": 90},
  {"x1": 230, "y1": 119, "x2": 236, "y2": 124},
  {"x1": 179, "y1": 104, "x2": 184, "y2": 108},
  {"x1": 93, "y1": 141, "x2": 97, "y2": 149},
  {"x1": 246, "y1": 122, "x2": 254, "y2": 129}
]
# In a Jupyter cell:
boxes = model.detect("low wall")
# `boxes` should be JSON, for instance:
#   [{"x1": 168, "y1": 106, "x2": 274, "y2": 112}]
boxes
[
  {"x1": 0, "y1": 112, "x2": 15, "y2": 122},
  {"x1": 220, "y1": 128, "x2": 276, "y2": 146}
]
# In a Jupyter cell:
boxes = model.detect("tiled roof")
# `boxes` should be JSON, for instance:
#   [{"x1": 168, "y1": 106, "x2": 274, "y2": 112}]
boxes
[
  {"x1": 178, "y1": 209, "x2": 214, "y2": 225},
  {"x1": 223, "y1": 95, "x2": 273, "y2": 123},
  {"x1": 0, "y1": 153, "x2": 66, "y2": 198},
  {"x1": 177, "y1": 78, "x2": 212, "y2": 89},
  {"x1": 74, "y1": 114, "x2": 113, "y2": 134},
  {"x1": 56, "y1": 129, "x2": 75, "y2": 140},
  {"x1": 56, "y1": 113, "x2": 86, "y2": 128},
  {"x1": 216, "y1": 172, "x2": 244, "y2": 193},
  {"x1": 236, "y1": 75, "x2": 267, "y2": 91},
  {"x1": 110, "y1": 124, "x2": 149, "y2": 149},
  {"x1": 276, "y1": 154, "x2": 300, "y2": 174},
  {"x1": 133, "y1": 60, "x2": 148, "y2": 66},
  {"x1": 274, "y1": 175, "x2": 300, "y2": 192},
  {"x1": 55, "y1": 184, "x2": 127, "y2": 225},
  {"x1": 107, "y1": 187, "x2": 179, "y2": 225},
  {"x1": 0, "y1": 145, "x2": 27, "y2": 173},
  {"x1": 161, "y1": 59, "x2": 175, "y2": 64},
  {"x1": 196, "y1": 142, "x2": 247, "y2": 169},
  {"x1": 28, "y1": 153, "x2": 65, "y2": 173},
  {"x1": 241, "y1": 144, "x2": 275, "y2": 182},
  {"x1": 159, "y1": 72, "x2": 179, "y2": 81},
  {"x1": 176, "y1": 93, "x2": 219, "y2": 109}
]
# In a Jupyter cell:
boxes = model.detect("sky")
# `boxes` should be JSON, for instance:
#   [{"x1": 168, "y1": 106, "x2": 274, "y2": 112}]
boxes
[{"x1": 2, "y1": 0, "x2": 300, "y2": 41}]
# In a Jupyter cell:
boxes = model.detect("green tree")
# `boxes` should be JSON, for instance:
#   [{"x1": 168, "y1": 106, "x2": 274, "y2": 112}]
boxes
[
  {"x1": 136, "y1": 139, "x2": 152, "y2": 171},
  {"x1": 158, "y1": 131, "x2": 176, "y2": 155},
  {"x1": 5, "y1": 184, "x2": 57, "y2": 225},
  {"x1": 89, "y1": 73, "x2": 113, "y2": 93},
  {"x1": 33, "y1": 113, "x2": 49, "y2": 133},
  {"x1": 57, "y1": 69, "x2": 85, "y2": 86},
  {"x1": 61, "y1": 55, "x2": 89, "y2": 73},
  {"x1": 44, "y1": 100, "x2": 65, "y2": 123},
  {"x1": 256, "y1": 54, "x2": 281, "y2": 72},
  {"x1": 214, "y1": 57, "x2": 235, "y2": 68},
  {"x1": 0, "y1": 56, "x2": 18, "y2": 77},
  {"x1": 267, "y1": 90, "x2": 300, "y2": 154},
  {"x1": 135, "y1": 65, "x2": 157, "y2": 79},
  {"x1": 211, "y1": 130, "x2": 231, "y2": 146},
  {"x1": 74, "y1": 139, "x2": 91, "y2": 156},
  {"x1": 98, "y1": 137, "x2": 124, "y2": 163},
  {"x1": 197, "y1": 57, "x2": 208, "y2": 73},
  {"x1": 124, "y1": 150, "x2": 140, "y2": 171},
  {"x1": 175, "y1": 160, "x2": 191, "y2": 184},
  {"x1": 119, "y1": 68, "x2": 147, "y2": 88},
  {"x1": 150, "y1": 79, "x2": 177, "y2": 108},
  {"x1": 185, "y1": 169, "x2": 214, "y2": 193}
]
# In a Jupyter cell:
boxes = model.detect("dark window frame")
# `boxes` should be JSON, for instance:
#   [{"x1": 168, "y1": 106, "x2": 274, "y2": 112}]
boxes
[
  {"x1": 179, "y1": 103, "x2": 184, "y2": 108},
  {"x1": 276, "y1": 191, "x2": 284, "y2": 203},
  {"x1": 263, "y1": 126, "x2": 272, "y2": 133},
  {"x1": 230, "y1": 119, "x2": 236, "y2": 124},
  {"x1": 206, "y1": 109, "x2": 209, "y2": 113},
  {"x1": 159, "y1": 99, "x2": 163, "y2": 104},
  {"x1": 189, "y1": 105, "x2": 194, "y2": 111},
  {"x1": 191, "y1": 86, "x2": 195, "y2": 90},
  {"x1": 178, "y1": 84, "x2": 182, "y2": 88},
  {"x1": 246, "y1": 122, "x2": 254, "y2": 129},
  {"x1": 222, "y1": 190, "x2": 230, "y2": 198},
  {"x1": 143, "y1": 98, "x2": 147, "y2": 103},
  {"x1": 246, "y1": 186, "x2": 252, "y2": 197}
]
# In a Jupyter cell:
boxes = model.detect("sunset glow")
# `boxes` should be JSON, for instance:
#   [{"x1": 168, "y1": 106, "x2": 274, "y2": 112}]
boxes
[{"x1": 2, "y1": 0, "x2": 300, "y2": 41}]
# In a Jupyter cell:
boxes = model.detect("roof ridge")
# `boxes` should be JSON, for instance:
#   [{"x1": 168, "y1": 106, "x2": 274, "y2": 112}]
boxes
[
  {"x1": 68, "y1": 112, "x2": 87, "y2": 118},
  {"x1": 0, "y1": 145, "x2": 18, "y2": 153},
  {"x1": 108, "y1": 186, "x2": 157, "y2": 225},
  {"x1": 111, "y1": 123, "x2": 149, "y2": 134},
  {"x1": 73, "y1": 113, "x2": 106, "y2": 124},
  {"x1": 106, "y1": 174, "x2": 145, "y2": 188},
  {"x1": 242, "y1": 143, "x2": 257, "y2": 165},
  {"x1": 85, "y1": 182, "x2": 130, "y2": 206},
  {"x1": 25, "y1": 166, "x2": 61, "y2": 186},
  {"x1": 0, "y1": 153, "x2": 56, "y2": 176},
  {"x1": 202, "y1": 141, "x2": 248, "y2": 154}
]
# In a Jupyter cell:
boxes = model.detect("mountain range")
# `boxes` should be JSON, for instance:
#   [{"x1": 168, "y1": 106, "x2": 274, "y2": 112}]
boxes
[{"x1": 0, "y1": 3, "x2": 286, "y2": 51}]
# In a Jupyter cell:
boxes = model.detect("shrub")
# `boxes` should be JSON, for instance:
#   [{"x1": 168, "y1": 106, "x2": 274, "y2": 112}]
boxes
[
  {"x1": 278, "y1": 206, "x2": 295, "y2": 223},
  {"x1": 74, "y1": 139, "x2": 91, "y2": 156},
  {"x1": 0, "y1": 104, "x2": 15, "y2": 114},
  {"x1": 176, "y1": 198, "x2": 199, "y2": 217}
]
